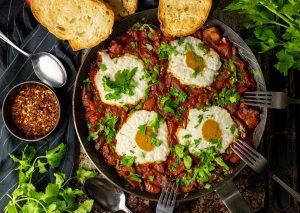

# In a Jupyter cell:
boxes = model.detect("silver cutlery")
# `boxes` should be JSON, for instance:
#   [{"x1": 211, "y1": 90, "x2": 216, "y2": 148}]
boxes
[
  {"x1": 83, "y1": 177, "x2": 132, "y2": 213},
  {"x1": 232, "y1": 140, "x2": 300, "y2": 203},
  {"x1": 243, "y1": 91, "x2": 300, "y2": 109},
  {"x1": 156, "y1": 183, "x2": 178, "y2": 213},
  {"x1": 0, "y1": 30, "x2": 67, "y2": 88}
]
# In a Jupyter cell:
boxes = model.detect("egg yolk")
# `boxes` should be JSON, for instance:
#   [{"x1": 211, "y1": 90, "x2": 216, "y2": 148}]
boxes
[
  {"x1": 202, "y1": 119, "x2": 222, "y2": 142},
  {"x1": 135, "y1": 126, "x2": 155, "y2": 152},
  {"x1": 186, "y1": 51, "x2": 205, "y2": 72}
]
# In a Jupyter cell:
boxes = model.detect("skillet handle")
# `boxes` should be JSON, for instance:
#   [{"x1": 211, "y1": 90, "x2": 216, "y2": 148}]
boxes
[{"x1": 215, "y1": 180, "x2": 252, "y2": 213}]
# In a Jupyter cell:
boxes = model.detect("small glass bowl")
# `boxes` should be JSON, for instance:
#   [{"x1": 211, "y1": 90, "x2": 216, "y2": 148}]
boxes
[{"x1": 2, "y1": 81, "x2": 61, "y2": 142}]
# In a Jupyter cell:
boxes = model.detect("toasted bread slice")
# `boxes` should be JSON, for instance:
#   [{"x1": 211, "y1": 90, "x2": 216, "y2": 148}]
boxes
[
  {"x1": 104, "y1": 0, "x2": 138, "y2": 20},
  {"x1": 158, "y1": 0, "x2": 212, "y2": 37},
  {"x1": 31, "y1": 0, "x2": 114, "y2": 50}
]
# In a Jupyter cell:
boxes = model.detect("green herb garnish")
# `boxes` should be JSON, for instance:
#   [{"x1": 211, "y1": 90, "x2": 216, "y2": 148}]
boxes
[{"x1": 103, "y1": 67, "x2": 138, "y2": 100}]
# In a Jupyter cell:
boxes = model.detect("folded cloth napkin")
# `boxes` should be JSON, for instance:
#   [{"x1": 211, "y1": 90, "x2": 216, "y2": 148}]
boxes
[{"x1": 0, "y1": 0, "x2": 80, "y2": 210}]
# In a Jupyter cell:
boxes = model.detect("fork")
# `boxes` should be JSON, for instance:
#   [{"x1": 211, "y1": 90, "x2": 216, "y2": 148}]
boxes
[
  {"x1": 243, "y1": 91, "x2": 300, "y2": 109},
  {"x1": 232, "y1": 140, "x2": 300, "y2": 203},
  {"x1": 156, "y1": 183, "x2": 178, "y2": 213}
]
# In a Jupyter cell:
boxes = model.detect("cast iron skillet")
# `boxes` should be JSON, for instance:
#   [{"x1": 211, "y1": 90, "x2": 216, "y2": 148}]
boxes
[{"x1": 73, "y1": 8, "x2": 267, "y2": 212}]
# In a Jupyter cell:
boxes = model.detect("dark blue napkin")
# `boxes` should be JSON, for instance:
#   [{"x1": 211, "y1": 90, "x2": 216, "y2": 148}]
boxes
[{"x1": 0, "y1": 0, "x2": 80, "y2": 210}]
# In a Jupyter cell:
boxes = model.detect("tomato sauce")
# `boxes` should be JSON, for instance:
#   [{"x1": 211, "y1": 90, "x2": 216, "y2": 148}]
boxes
[{"x1": 82, "y1": 24, "x2": 260, "y2": 194}]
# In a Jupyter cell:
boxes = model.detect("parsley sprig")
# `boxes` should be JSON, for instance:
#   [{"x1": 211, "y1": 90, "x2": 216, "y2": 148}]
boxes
[
  {"x1": 212, "y1": 87, "x2": 242, "y2": 107},
  {"x1": 88, "y1": 112, "x2": 118, "y2": 143},
  {"x1": 4, "y1": 144, "x2": 97, "y2": 213},
  {"x1": 227, "y1": 0, "x2": 300, "y2": 76},
  {"x1": 103, "y1": 67, "x2": 138, "y2": 100}
]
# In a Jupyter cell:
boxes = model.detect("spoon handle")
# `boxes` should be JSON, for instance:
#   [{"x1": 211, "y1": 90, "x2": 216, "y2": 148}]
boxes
[
  {"x1": 0, "y1": 30, "x2": 30, "y2": 57},
  {"x1": 122, "y1": 206, "x2": 133, "y2": 213}
]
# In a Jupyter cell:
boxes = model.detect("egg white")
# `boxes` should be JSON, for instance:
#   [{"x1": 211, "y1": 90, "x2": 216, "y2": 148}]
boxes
[
  {"x1": 177, "y1": 106, "x2": 238, "y2": 154},
  {"x1": 116, "y1": 110, "x2": 170, "y2": 164},
  {"x1": 94, "y1": 52, "x2": 148, "y2": 106},
  {"x1": 168, "y1": 36, "x2": 222, "y2": 87}
]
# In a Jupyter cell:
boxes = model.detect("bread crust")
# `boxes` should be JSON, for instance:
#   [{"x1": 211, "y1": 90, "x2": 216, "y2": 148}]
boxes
[
  {"x1": 31, "y1": 0, "x2": 114, "y2": 50},
  {"x1": 158, "y1": 0, "x2": 212, "y2": 37}
]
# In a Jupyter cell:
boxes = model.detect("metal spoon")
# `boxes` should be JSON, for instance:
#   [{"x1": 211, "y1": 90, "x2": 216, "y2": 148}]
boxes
[
  {"x1": 0, "y1": 30, "x2": 67, "y2": 88},
  {"x1": 83, "y1": 177, "x2": 132, "y2": 213}
]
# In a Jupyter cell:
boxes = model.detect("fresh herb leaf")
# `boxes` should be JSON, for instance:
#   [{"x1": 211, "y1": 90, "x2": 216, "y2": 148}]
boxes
[
  {"x1": 127, "y1": 173, "x2": 142, "y2": 182},
  {"x1": 45, "y1": 143, "x2": 67, "y2": 168},
  {"x1": 183, "y1": 155, "x2": 192, "y2": 170},
  {"x1": 100, "y1": 64, "x2": 107, "y2": 71},
  {"x1": 146, "y1": 43, "x2": 153, "y2": 50},
  {"x1": 194, "y1": 138, "x2": 201, "y2": 145},
  {"x1": 226, "y1": 0, "x2": 300, "y2": 76},
  {"x1": 214, "y1": 87, "x2": 242, "y2": 106},
  {"x1": 185, "y1": 43, "x2": 193, "y2": 52},
  {"x1": 178, "y1": 37, "x2": 185, "y2": 45},
  {"x1": 183, "y1": 134, "x2": 192, "y2": 139},
  {"x1": 149, "y1": 132, "x2": 163, "y2": 147},
  {"x1": 215, "y1": 157, "x2": 229, "y2": 171},
  {"x1": 138, "y1": 123, "x2": 148, "y2": 135},
  {"x1": 230, "y1": 124, "x2": 237, "y2": 134},
  {"x1": 158, "y1": 42, "x2": 178, "y2": 60},
  {"x1": 149, "y1": 176, "x2": 155, "y2": 181},
  {"x1": 121, "y1": 155, "x2": 135, "y2": 167},
  {"x1": 103, "y1": 67, "x2": 138, "y2": 100},
  {"x1": 130, "y1": 41, "x2": 138, "y2": 50},
  {"x1": 76, "y1": 166, "x2": 98, "y2": 184},
  {"x1": 194, "y1": 114, "x2": 204, "y2": 128},
  {"x1": 197, "y1": 43, "x2": 207, "y2": 55},
  {"x1": 83, "y1": 78, "x2": 91, "y2": 91}
]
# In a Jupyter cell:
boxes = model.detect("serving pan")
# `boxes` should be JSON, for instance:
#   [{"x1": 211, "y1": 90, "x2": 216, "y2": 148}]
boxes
[{"x1": 73, "y1": 8, "x2": 267, "y2": 212}]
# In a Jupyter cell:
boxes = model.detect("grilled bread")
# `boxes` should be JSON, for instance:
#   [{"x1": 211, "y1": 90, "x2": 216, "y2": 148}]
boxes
[
  {"x1": 158, "y1": 0, "x2": 212, "y2": 37},
  {"x1": 31, "y1": 0, "x2": 114, "y2": 51},
  {"x1": 104, "y1": 0, "x2": 138, "y2": 20}
]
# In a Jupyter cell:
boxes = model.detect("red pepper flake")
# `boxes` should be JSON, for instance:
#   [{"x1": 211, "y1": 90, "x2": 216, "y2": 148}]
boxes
[{"x1": 11, "y1": 84, "x2": 59, "y2": 138}]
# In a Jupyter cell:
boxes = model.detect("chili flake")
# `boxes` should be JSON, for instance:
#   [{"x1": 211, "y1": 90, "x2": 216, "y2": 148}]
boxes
[{"x1": 11, "y1": 84, "x2": 59, "y2": 138}]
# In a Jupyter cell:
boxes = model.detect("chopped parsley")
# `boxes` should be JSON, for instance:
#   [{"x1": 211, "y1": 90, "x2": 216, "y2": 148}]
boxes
[
  {"x1": 185, "y1": 43, "x2": 193, "y2": 51},
  {"x1": 230, "y1": 124, "x2": 237, "y2": 134},
  {"x1": 214, "y1": 87, "x2": 242, "y2": 107},
  {"x1": 145, "y1": 65, "x2": 159, "y2": 85},
  {"x1": 178, "y1": 37, "x2": 185, "y2": 45},
  {"x1": 183, "y1": 155, "x2": 192, "y2": 170},
  {"x1": 197, "y1": 43, "x2": 207, "y2": 55},
  {"x1": 149, "y1": 132, "x2": 163, "y2": 146},
  {"x1": 109, "y1": 145, "x2": 116, "y2": 153},
  {"x1": 169, "y1": 88, "x2": 188, "y2": 102},
  {"x1": 83, "y1": 78, "x2": 90, "y2": 91},
  {"x1": 103, "y1": 67, "x2": 138, "y2": 100},
  {"x1": 228, "y1": 59, "x2": 238, "y2": 84},
  {"x1": 194, "y1": 114, "x2": 204, "y2": 128},
  {"x1": 150, "y1": 115, "x2": 164, "y2": 133},
  {"x1": 87, "y1": 113, "x2": 118, "y2": 143},
  {"x1": 146, "y1": 43, "x2": 153, "y2": 50},
  {"x1": 138, "y1": 123, "x2": 147, "y2": 135},
  {"x1": 149, "y1": 175, "x2": 155, "y2": 181},
  {"x1": 158, "y1": 42, "x2": 178, "y2": 60},
  {"x1": 173, "y1": 144, "x2": 192, "y2": 170},
  {"x1": 210, "y1": 138, "x2": 222, "y2": 150},
  {"x1": 130, "y1": 41, "x2": 138, "y2": 50},
  {"x1": 122, "y1": 105, "x2": 129, "y2": 111},
  {"x1": 183, "y1": 134, "x2": 192, "y2": 139},
  {"x1": 127, "y1": 173, "x2": 142, "y2": 182},
  {"x1": 100, "y1": 63, "x2": 107, "y2": 71},
  {"x1": 194, "y1": 138, "x2": 202, "y2": 145},
  {"x1": 214, "y1": 157, "x2": 229, "y2": 171},
  {"x1": 121, "y1": 155, "x2": 135, "y2": 167}
]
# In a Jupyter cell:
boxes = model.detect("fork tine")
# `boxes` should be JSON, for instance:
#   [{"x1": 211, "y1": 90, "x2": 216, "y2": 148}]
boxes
[
  {"x1": 158, "y1": 182, "x2": 167, "y2": 204},
  {"x1": 162, "y1": 183, "x2": 172, "y2": 206},
  {"x1": 244, "y1": 96, "x2": 272, "y2": 101},
  {"x1": 244, "y1": 91, "x2": 273, "y2": 95},
  {"x1": 235, "y1": 141, "x2": 258, "y2": 160},
  {"x1": 167, "y1": 184, "x2": 177, "y2": 207},
  {"x1": 244, "y1": 98, "x2": 272, "y2": 104},
  {"x1": 237, "y1": 140, "x2": 265, "y2": 160},
  {"x1": 244, "y1": 101, "x2": 269, "y2": 108},
  {"x1": 232, "y1": 145, "x2": 255, "y2": 165}
]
